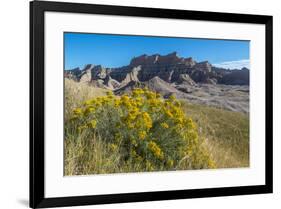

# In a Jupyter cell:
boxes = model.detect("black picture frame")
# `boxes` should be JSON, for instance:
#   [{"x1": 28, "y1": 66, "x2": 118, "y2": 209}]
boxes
[{"x1": 30, "y1": 0, "x2": 273, "y2": 208}]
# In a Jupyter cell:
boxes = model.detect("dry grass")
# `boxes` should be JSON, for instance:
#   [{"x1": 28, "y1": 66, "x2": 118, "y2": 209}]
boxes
[
  {"x1": 181, "y1": 102, "x2": 249, "y2": 168},
  {"x1": 65, "y1": 79, "x2": 108, "y2": 120},
  {"x1": 64, "y1": 79, "x2": 249, "y2": 175}
]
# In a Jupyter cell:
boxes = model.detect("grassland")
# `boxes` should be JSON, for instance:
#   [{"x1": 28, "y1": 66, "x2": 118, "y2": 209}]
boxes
[
  {"x1": 181, "y1": 102, "x2": 249, "y2": 168},
  {"x1": 64, "y1": 79, "x2": 108, "y2": 121},
  {"x1": 64, "y1": 79, "x2": 249, "y2": 175}
]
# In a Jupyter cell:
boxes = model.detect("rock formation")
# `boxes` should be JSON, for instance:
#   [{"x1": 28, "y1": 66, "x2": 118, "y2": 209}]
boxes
[
  {"x1": 65, "y1": 52, "x2": 249, "y2": 90},
  {"x1": 65, "y1": 52, "x2": 250, "y2": 113}
]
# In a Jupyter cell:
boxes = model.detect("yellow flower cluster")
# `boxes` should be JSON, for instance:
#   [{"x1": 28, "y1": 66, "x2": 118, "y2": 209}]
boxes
[
  {"x1": 70, "y1": 88, "x2": 215, "y2": 171},
  {"x1": 160, "y1": 122, "x2": 169, "y2": 129},
  {"x1": 73, "y1": 107, "x2": 83, "y2": 116},
  {"x1": 148, "y1": 141, "x2": 164, "y2": 160},
  {"x1": 141, "y1": 112, "x2": 152, "y2": 129},
  {"x1": 138, "y1": 130, "x2": 147, "y2": 140}
]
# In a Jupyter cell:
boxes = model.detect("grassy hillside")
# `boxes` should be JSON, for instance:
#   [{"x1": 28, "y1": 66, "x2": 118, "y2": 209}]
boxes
[
  {"x1": 181, "y1": 102, "x2": 249, "y2": 168},
  {"x1": 65, "y1": 79, "x2": 108, "y2": 121},
  {"x1": 64, "y1": 79, "x2": 249, "y2": 175}
]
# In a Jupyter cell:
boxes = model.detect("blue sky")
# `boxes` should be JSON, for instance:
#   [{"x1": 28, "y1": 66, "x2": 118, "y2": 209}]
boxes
[{"x1": 64, "y1": 32, "x2": 250, "y2": 70}]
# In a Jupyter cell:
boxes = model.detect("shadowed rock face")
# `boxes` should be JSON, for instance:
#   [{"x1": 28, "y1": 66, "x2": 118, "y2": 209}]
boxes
[
  {"x1": 64, "y1": 67, "x2": 80, "y2": 81},
  {"x1": 65, "y1": 52, "x2": 249, "y2": 86},
  {"x1": 64, "y1": 52, "x2": 249, "y2": 113},
  {"x1": 128, "y1": 52, "x2": 198, "y2": 83},
  {"x1": 219, "y1": 68, "x2": 249, "y2": 85}
]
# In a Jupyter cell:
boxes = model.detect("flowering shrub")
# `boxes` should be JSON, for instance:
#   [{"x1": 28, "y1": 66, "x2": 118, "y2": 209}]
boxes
[{"x1": 67, "y1": 88, "x2": 215, "y2": 172}]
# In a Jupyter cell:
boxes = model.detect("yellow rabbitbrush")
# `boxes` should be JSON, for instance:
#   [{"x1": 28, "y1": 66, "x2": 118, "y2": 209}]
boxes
[{"x1": 67, "y1": 88, "x2": 215, "y2": 173}]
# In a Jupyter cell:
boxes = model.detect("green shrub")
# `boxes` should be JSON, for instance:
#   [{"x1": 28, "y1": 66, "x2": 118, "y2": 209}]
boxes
[{"x1": 65, "y1": 88, "x2": 215, "y2": 175}]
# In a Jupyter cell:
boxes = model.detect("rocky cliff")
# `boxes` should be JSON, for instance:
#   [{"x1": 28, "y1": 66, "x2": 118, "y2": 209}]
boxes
[{"x1": 65, "y1": 52, "x2": 249, "y2": 90}]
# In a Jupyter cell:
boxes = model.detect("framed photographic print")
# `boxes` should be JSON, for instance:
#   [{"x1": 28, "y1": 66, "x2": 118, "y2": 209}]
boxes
[{"x1": 30, "y1": 0, "x2": 273, "y2": 208}]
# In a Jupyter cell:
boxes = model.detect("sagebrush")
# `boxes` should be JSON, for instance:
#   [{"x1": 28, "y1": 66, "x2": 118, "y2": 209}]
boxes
[{"x1": 64, "y1": 88, "x2": 215, "y2": 175}]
